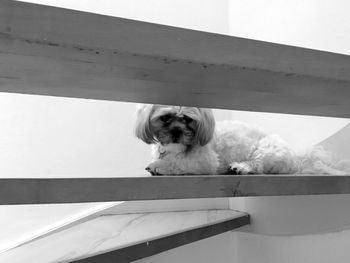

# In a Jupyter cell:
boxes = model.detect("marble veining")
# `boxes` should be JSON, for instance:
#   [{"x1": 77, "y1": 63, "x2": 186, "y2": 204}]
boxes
[{"x1": 0, "y1": 209, "x2": 244, "y2": 263}]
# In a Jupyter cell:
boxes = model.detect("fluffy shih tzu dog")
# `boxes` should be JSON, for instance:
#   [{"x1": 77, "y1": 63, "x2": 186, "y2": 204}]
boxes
[{"x1": 135, "y1": 104, "x2": 347, "y2": 176}]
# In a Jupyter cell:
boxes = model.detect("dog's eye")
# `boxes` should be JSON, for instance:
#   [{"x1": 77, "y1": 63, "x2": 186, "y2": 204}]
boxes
[
  {"x1": 160, "y1": 114, "x2": 172, "y2": 123},
  {"x1": 183, "y1": 115, "x2": 193, "y2": 123}
]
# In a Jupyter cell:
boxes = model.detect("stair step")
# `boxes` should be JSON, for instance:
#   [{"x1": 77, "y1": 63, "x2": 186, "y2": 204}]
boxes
[{"x1": 0, "y1": 209, "x2": 248, "y2": 263}]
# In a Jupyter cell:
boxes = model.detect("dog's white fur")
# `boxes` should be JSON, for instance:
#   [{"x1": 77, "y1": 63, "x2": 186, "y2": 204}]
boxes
[{"x1": 135, "y1": 104, "x2": 347, "y2": 176}]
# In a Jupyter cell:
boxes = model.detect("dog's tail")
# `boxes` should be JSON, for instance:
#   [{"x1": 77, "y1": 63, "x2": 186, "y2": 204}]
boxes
[{"x1": 296, "y1": 146, "x2": 350, "y2": 175}]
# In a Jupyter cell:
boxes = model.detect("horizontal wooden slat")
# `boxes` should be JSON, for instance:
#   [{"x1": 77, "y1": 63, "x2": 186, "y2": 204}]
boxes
[
  {"x1": 1, "y1": 1, "x2": 350, "y2": 117},
  {"x1": 1, "y1": 175, "x2": 350, "y2": 205}
]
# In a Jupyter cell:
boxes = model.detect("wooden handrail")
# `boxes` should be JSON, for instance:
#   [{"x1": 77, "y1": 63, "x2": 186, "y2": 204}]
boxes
[
  {"x1": 1, "y1": 175, "x2": 350, "y2": 205},
  {"x1": 0, "y1": 1, "x2": 349, "y2": 117}
]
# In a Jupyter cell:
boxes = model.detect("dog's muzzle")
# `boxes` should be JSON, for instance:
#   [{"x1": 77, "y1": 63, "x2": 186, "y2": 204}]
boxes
[{"x1": 170, "y1": 127, "x2": 183, "y2": 143}]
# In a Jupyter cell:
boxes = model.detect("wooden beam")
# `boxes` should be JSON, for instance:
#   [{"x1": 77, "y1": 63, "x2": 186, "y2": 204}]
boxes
[
  {"x1": 1, "y1": 175, "x2": 350, "y2": 205},
  {"x1": 0, "y1": 1, "x2": 350, "y2": 117}
]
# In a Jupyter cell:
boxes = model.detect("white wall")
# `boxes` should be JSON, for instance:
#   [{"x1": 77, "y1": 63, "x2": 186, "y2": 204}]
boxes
[
  {"x1": 24, "y1": 0, "x2": 230, "y2": 34},
  {"x1": 231, "y1": 195, "x2": 350, "y2": 236},
  {"x1": 235, "y1": 229, "x2": 350, "y2": 263},
  {"x1": 229, "y1": 110, "x2": 349, "y2": 151},
  {"x1": 0, "y1": 95, "x2": 151, "y2": 178},
  {"x1": 228, "y1": 0, "x2": 350, "y2": 55},
  {"x1": 133, "y1": 232, "x2": 237, "y2": 263},
  {"x1": 227, "y1": 195, "x2": 350, "y2": 262}
]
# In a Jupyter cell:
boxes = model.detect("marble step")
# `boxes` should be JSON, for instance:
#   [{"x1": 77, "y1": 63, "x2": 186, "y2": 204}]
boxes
[{"x1": 0, "y1": 209, "x2": 249, "y2": 263}]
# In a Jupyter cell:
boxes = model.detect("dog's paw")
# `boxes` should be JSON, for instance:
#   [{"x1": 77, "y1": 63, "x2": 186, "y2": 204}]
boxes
[
  {"x1": 146, "y1": 160, "x2": 171, "y2": 176},
  {"x1": 145, "y1": 165, "x2": 161, "y2": 176},
  {"x1": 228, "y1": 162, "x2": 254, "y2": 175}
]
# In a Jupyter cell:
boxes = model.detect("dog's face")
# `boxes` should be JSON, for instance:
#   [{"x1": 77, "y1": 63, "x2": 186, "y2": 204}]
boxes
[{"x1": 135, "y1": 104, "x2": 215, "y2": 147}]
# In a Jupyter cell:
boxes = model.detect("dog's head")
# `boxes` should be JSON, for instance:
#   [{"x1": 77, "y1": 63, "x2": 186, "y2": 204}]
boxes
[{"x1": 135, "y1": 104, "x2": 215, "y2": 147}]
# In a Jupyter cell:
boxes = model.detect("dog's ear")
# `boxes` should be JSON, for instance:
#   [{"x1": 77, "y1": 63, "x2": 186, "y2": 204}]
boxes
[
  {"x1": 195, "y1": 108, "x2": 215, "y2": 146},
  {"x1": 134, "y1": 104, "x2": 156, "y2": 144}
]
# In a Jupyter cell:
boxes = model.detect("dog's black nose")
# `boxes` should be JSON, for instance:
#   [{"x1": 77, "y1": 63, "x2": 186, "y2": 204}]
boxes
[{"x1": 171, "y1": 128, "x2": 182, "y2": 142}]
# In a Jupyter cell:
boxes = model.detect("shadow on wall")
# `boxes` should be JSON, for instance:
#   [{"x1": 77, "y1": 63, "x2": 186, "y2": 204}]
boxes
[{"x1": 319, "y1": 123, "x2": 350, "y2": 159}]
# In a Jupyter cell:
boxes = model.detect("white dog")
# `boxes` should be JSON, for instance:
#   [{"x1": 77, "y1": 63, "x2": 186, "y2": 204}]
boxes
[{"x1": 135, "y1": 104, "x2": 347, "y2": 176}]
